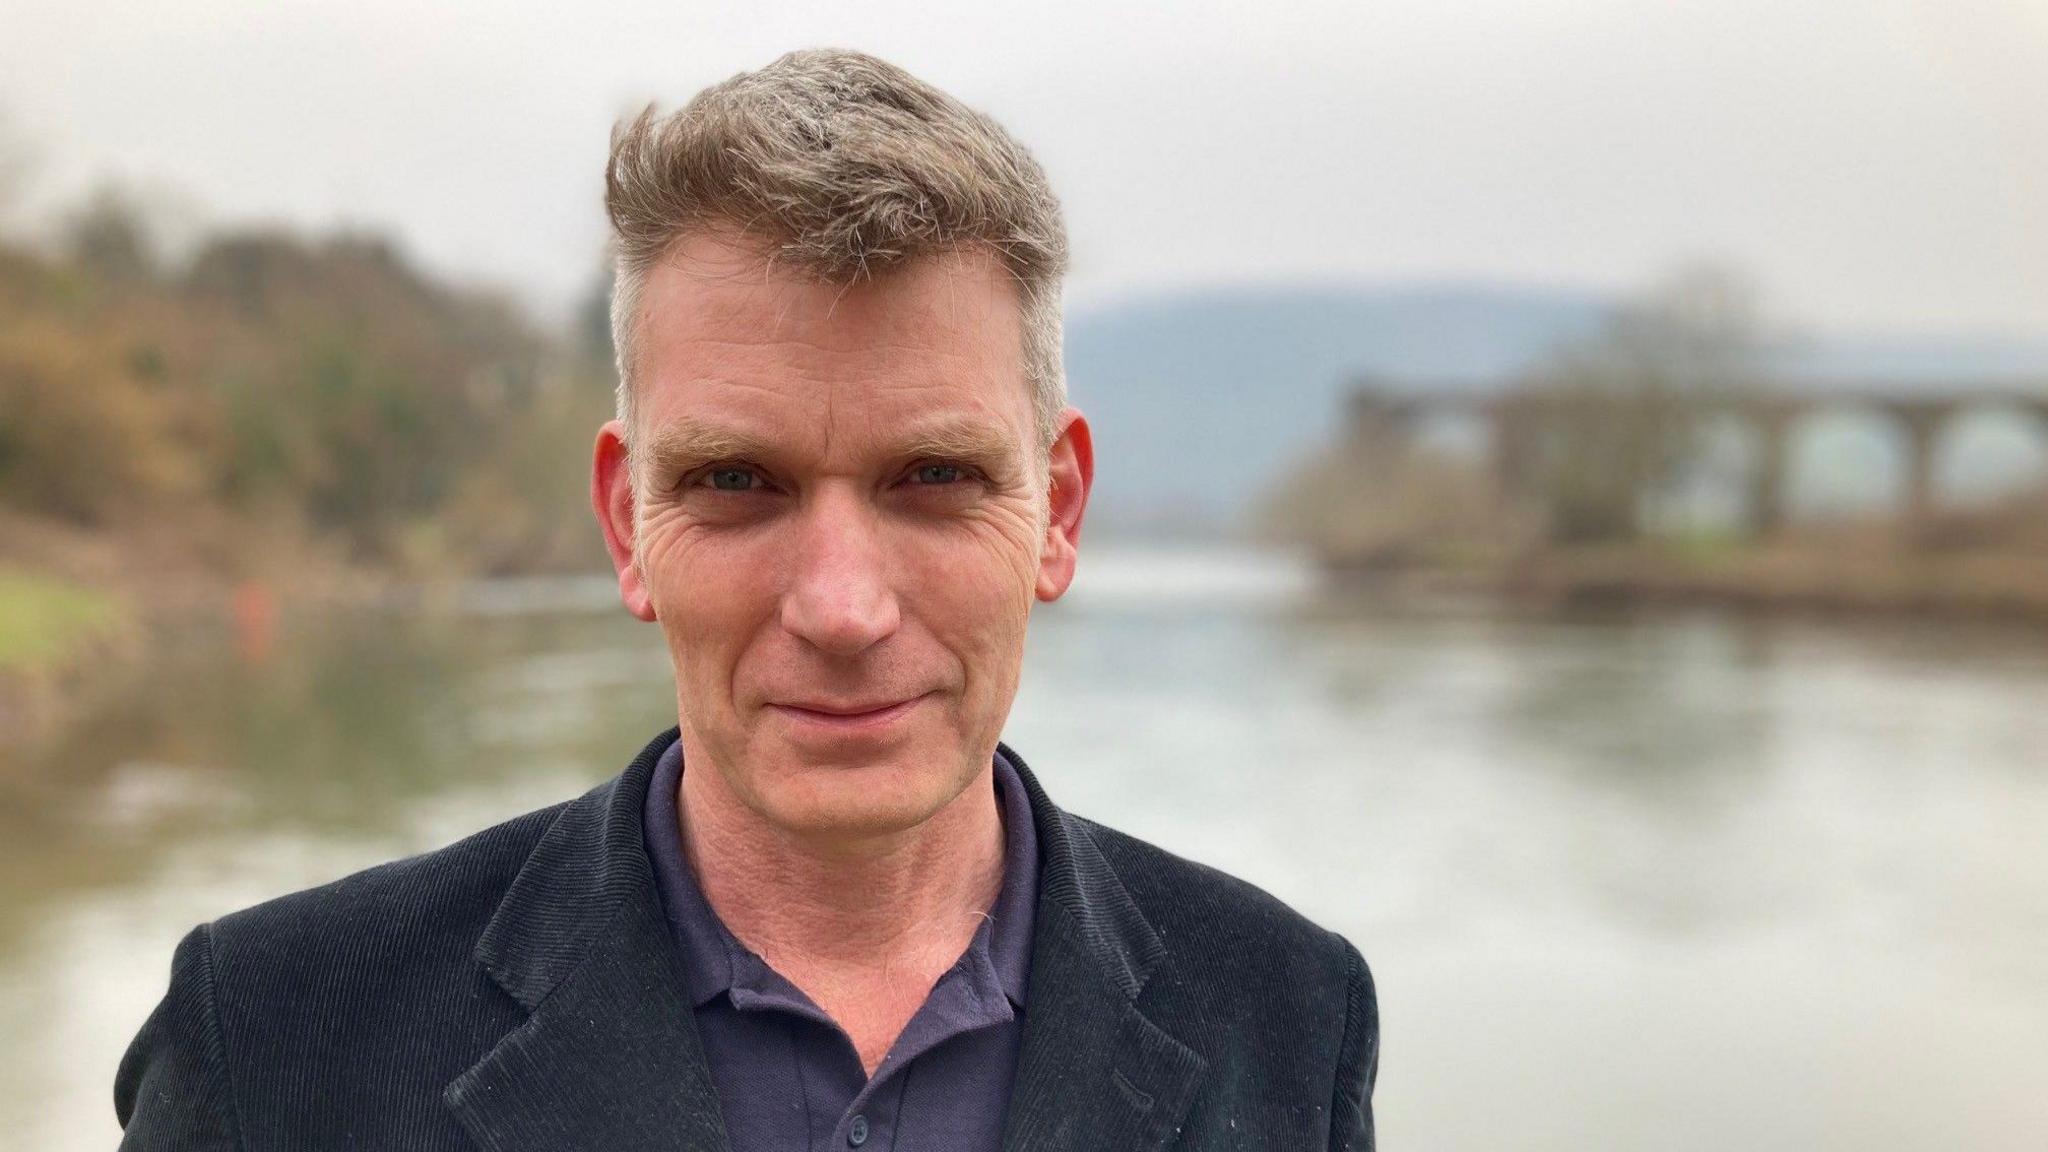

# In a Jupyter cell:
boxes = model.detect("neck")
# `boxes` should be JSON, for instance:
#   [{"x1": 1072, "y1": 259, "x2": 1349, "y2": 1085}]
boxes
[{"x1": 675, "y1": 748, "x2": 1007, "y2": 985}]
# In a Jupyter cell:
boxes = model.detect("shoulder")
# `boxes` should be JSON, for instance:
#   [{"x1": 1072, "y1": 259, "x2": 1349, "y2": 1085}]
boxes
[
  {"x1": 210, "y1": 798, "x2": 566, "y2": 970},
  {"x1": 1068, "y1": 813, "x2": 1379, "y2": 1148},
  {"x1": 192, "y1": 795, "x2": 572, "y2": 1039},
  {"x1": 1072, "y1": 812, "x2": 1360, "y2": 997},
  {"x1": 118, "y1": 796, "x2": 580, "y2": 1143}
]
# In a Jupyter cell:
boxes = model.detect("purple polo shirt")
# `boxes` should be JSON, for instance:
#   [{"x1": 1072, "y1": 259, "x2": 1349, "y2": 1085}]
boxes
[{"x1": 641, "y1": 739, "x2": 1038, "y2": 1152}]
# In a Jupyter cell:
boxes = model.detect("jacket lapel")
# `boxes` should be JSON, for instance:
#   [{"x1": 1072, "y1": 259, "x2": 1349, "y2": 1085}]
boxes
[
  {"x1": 1000, "y1": 747, "x2": 1209, "y2": 1152},
  {"x1": 445, "y1": 729, "x2": 731, "y2": 1152},
  {"x1": 444, "y1": 731, "x2": 1207, "y2": 1152}
]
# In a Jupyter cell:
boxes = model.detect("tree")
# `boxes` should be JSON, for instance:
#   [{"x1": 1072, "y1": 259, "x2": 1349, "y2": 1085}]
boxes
[
  {"x1": 1521, "y1": 265, "x2": 1763, "y2": 543},
  {"x1": 65, "y1": 188, "x2": 161, "y2": 284},
  {"x1": 0, "y1": 108, "x2": 33, "y2": 226}
]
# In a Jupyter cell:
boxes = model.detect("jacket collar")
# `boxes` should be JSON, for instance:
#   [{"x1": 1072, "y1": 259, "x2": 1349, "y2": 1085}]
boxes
[
  {"x1": 445, "y1": 727, "x2": 1206, "y2": 1152},
  {"x1": 998, "y1": 742, "x2": 1210, "y2": 1152}
]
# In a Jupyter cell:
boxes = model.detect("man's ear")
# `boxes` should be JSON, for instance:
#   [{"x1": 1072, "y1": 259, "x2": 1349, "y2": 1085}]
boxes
[
  {"x1": 1035, "y1": 407, "x2": 1094, "y2": 603},
  {"x1": 592, "y1": 419, "x2": 658, "y2": 622}
]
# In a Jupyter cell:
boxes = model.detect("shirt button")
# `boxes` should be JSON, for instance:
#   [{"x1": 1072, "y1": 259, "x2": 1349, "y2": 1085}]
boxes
[{"x1": 848, "y1": 1115, "x2": 870, "y2": 1147}]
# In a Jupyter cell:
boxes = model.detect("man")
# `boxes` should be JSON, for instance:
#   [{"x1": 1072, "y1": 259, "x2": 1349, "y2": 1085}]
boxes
[{"x1": 116, "y1": 49, "x2": 1377, "y2": 1151}]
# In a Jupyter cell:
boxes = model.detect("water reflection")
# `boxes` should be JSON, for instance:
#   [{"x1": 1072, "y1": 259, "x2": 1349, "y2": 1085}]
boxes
[
  {"x1": 0, "y1": 608, "x2": 673, "y2": 948},
  {"x1": 5, "y1": 549, "x2": 2047, "y2": 1151}
]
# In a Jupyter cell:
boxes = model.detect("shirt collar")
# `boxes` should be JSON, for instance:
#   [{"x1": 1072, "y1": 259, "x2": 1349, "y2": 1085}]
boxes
[
  {"x1": 641, "y1": 739, "x2": 1039, "y2": 1011},
  {"x1": 985, "y1": 744, "x2": 1039, "y2": 1007}
]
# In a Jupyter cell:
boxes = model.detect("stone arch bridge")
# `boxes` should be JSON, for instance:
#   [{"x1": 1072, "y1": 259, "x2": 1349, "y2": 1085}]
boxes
[{"x1": 1342, "y1": 378, "x2": 2048, "y2": 535}]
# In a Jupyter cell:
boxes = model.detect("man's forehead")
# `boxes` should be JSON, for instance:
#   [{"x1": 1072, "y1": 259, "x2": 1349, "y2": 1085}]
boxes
[
  {"x1": 637, "y1": 353, "x2": 1026, "y2": 441},
  {"x1": 633, "y1": 232, "x2": 1036, "y2": 463},
  {"x1": 642, "y1": 230, "x2": 1023, "y2": 349}
]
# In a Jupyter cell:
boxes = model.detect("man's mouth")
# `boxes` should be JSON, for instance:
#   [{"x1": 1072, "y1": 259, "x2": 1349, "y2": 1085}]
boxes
[{"x1": 765, "y1": 693, "x2": 931, "y2": 733}]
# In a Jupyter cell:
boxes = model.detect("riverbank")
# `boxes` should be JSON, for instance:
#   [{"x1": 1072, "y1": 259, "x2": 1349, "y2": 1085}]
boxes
[
  {"x1": 0, "y1": 568, "x2": 133, "y2": 741},
  {"x1": 1505, "y1": 541, "x2": 2048, "y2": 620},
  {"x1": 1320, "y1": 527, "x2": 2048, "y2": 623},
  {"x1": 0, "y1": 509, "x2": 429, "y2": 752},
  {"x1": 1300, "y1": 479, "x2": 2048, "y2": 622},
  {"x1": 0, "y1": 511, "x2": 138, "y2": 746}
]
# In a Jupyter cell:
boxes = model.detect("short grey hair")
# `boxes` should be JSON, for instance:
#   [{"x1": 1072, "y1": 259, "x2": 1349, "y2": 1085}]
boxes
[{"x1": 604, "y1": 49, "x2": 1069, "y2": 456}]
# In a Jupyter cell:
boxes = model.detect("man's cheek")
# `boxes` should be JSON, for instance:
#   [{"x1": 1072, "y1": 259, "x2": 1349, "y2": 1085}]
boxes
[
  {"x1": 943, "y1": 589, "x2": 1027, "y2": 676},
  {"x1": 636, "y1": 518, "x2": 705, "y2": 580},
  {"x1": 960, "y1": 503, "x2": 1044, "y2": 568},
  {"x1": 945, "y1": 534, "x2": 1041, "y2": 607}
]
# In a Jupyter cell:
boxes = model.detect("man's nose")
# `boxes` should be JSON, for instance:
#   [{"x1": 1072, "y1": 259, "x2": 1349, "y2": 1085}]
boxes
[{"x1": 779, "y1": 489, "x2": 902, "y2": 657}]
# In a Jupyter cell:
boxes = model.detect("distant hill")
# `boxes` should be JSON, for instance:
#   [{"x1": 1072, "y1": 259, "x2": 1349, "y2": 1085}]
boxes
[{"x1": 1064, "y1": 284, "x2": 2048, "y2": 535}]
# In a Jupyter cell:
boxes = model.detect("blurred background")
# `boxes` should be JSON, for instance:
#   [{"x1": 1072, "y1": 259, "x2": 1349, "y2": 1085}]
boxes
[{"x1": 2, "y1": 2, "x2": 2045, "y2": 1148}]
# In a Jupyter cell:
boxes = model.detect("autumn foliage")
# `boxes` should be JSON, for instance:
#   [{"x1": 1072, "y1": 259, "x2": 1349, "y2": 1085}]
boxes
[{"x1": 0, "y1": 198, "x2": 613, "y2": 576}]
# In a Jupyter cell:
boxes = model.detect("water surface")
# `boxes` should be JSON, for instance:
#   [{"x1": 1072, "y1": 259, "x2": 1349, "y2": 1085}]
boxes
[{"x1": 4, "y1": 547, "x2": 2044, "y2": 1150}]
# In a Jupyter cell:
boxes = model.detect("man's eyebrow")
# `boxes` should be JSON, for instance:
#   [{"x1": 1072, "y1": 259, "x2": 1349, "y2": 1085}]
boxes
[
  {"x1": 889, "y1": 418, "x2": 1022, "y2": 468},
  {"x1": 633, "y1": 414, "x2": 1026, "y2": 484},
  {"x1": 635, "y1": 418, "x2": 778, "y2": 480}
]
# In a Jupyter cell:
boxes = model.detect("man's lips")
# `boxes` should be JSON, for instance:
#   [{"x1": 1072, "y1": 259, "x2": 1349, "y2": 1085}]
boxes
[{"x1": 765, "y1": 692, "x2": 932, "y2": 732}]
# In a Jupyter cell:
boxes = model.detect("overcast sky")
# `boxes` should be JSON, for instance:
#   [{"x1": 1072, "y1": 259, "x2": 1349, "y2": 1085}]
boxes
[{"x1": 2, "y1": 0, "x2": 2042, "y2": 336}]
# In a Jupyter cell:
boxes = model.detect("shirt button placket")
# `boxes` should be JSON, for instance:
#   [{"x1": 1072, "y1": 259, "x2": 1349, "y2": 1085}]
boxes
[{"x1": 847, "y1": 1114, "x2": 870, "y2": 1148}]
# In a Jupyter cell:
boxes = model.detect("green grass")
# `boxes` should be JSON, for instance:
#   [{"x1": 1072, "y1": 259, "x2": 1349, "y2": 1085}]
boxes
[
  {"x1": 0, "y1": 570, "x2": 125, "y2": 675},
  {"x1": 1653, "y1": 529, "x2": 1749, "y2": 567}
]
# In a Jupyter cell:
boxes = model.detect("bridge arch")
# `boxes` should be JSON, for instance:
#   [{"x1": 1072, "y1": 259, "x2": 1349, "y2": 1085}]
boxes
[
  {"x1": 1930, "y1": 401, "x2": 2048, "y2": 507},
  {"x1": 1780, "y1": 404, "x2": 1914, "y2": 522},
  {"x1": 1338, "y1": 378, "x2": 2048, "y2": 545}
]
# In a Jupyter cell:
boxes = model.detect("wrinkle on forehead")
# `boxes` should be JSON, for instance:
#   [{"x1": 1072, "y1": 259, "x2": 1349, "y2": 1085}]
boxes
[
  {"x1": 644, "y1": 230, "x2": 1020, "y2": 347},
  {"x1": 629, "y1": 229, "x2": 1042, "y2": 501}
]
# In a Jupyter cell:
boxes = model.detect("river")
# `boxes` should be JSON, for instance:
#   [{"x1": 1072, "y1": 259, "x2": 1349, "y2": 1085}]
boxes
[{"x1": 3, "y1": 546, "x2": 2044, "y2": 1150}]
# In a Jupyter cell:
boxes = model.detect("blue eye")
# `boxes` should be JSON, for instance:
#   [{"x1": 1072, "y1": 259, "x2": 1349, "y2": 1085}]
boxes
[
  {"x1": 912, "y1": 464, "x2": 963, "y2": 485},
  {"x1": 705, "y1": 467, "x2": 760, "y2": 491}
]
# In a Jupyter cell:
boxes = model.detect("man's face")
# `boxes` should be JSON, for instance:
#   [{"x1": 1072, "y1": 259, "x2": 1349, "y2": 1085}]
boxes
[{"x1": 591, "y1": 230, "x2": 1091, "y2": 839}]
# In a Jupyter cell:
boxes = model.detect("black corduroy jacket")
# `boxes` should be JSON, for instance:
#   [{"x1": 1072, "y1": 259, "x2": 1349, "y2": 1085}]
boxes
[{"x1": 116, "y1": 728, "x2": 1379, "y2": 1150}]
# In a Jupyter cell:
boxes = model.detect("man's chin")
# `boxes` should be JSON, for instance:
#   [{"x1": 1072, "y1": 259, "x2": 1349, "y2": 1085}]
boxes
[{"x1": 746, "y1": 746, "x2": 975, "y2": 839}]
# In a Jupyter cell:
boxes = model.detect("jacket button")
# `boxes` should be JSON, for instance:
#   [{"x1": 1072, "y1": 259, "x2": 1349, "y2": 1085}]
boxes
[{"x1": 848, "y1": 1115, "x2": 869, "y2": 1147}]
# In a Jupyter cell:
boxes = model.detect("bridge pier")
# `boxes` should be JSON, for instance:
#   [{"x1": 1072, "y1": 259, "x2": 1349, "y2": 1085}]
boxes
[
  {"x1": 1488, "y1": 398, "x2": 1540, "y2": 508},
  {"x1": 1342, "y1": 391, "x2": 1419, "y2": 489},
  {"x1": 1744, "y1": 401, "x2": 1799, "y2": 538},
  {"x1": 1881, "y1": 399, "x2": 1959, "y2": 536},
  {"x1": 1335, "y1": 381, "x2": 2043, "y2": 544}
]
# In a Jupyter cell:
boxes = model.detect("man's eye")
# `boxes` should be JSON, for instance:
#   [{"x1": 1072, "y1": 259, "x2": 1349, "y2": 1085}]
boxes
[
  {"x1": 910, "y1": 464, "x2": 964, "y2": 485},
  {"x1": 700, "y1": 467, "x2": 763, "y2": 492}
]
